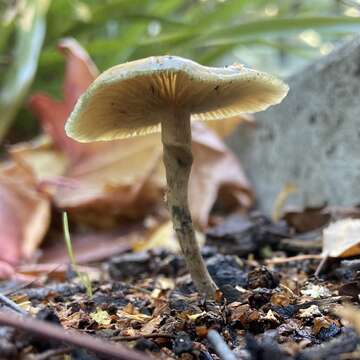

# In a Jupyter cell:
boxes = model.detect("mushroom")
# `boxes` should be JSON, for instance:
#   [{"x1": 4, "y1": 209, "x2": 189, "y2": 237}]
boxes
[{"x1": 65, "y1": 56, "x2": 288, "y2": 297}]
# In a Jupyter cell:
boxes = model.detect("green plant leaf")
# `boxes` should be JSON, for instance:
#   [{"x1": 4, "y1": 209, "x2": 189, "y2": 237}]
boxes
[{"x1": 0, "y1": 0, "x2": 50, "y2": 140}]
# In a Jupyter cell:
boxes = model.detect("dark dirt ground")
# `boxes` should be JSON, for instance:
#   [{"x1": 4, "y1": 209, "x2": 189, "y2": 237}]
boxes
[{"x1": 1, "y1": 209, "x2": 360, "y2": 360}]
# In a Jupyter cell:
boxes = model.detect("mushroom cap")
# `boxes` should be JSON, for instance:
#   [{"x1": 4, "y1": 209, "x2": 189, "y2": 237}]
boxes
[{"x1": 65, "y1": 55, "x2": 288, "y2": 142}]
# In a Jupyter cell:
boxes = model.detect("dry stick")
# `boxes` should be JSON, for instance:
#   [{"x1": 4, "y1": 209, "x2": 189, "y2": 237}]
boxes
[
  {"x1": 207, "y1": 329, "x2": 237, "y2": 360},
  {"x1": 161, "y1": 110, "x2": 217, "y2": 297},
  {"x1": 265, "y1": 254, "x2": 322, "y2": 265},
  {"x1": 0, "y1": 293, "x2": 27, "y2": 315},
  {"x1": 314, "y1": 253, "x2": 329, "y2": 277},
  {"x1": 0, "y1": 310, "x2": 150, "y2": 360}
]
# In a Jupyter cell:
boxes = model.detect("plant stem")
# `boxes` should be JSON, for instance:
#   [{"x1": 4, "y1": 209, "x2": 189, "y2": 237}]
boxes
[
  {"x1": 63, "y1": 212, "x2": 93, "y2": 298},
  {"x1": 161, "y1": 109, "x2": 217, "y2": 297}
]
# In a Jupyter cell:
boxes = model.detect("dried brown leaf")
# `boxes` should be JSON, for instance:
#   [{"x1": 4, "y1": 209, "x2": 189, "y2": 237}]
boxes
[
  {"x1": 205, "y1": 114, "x2": 254, "y2": 139},
  {"x1": 322, "y1": 219, "x2": 360, "y2": 258},
  {"x1": 134, "y1": 220, "x2": 205, "y2": 253},
  {"x1": 337, "y1": 304, "x2": 360, "y2": 334},
  {"x1": 0, "y1": 162, "x2": 50, "y2": 264},
  {"x1": 189, "y1": 122, "x2": 254, "y2": 228}
]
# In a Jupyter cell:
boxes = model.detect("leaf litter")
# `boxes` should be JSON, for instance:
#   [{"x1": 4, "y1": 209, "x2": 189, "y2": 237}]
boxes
[{"x1": 0, "y1": 38, "x2": 359, "y2": 359}]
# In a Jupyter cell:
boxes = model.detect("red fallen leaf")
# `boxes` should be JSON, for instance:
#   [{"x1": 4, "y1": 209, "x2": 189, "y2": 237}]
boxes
[
  {"x1": 28, "y1": 38, "x2": 99, "y2": 162},
  {"x1": 0, "y1": 261, "x2": 16, "y2": 280},
  {"x1": 0, "y1": 261, "x2": 40, "y2": 282},
  {"x1": 0, "y1": 162, "x2": 50, "y2": 265}
]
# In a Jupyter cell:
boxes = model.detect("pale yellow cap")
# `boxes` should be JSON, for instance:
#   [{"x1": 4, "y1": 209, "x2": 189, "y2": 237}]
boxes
[{"x1": 65, "y1": 55, "x2": 288, "y2": 142}]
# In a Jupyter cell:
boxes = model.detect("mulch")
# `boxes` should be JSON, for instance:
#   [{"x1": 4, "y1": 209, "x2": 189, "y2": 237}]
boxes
[{"x1": 0, "y1": 209, "x2": 359, "y2": 359}]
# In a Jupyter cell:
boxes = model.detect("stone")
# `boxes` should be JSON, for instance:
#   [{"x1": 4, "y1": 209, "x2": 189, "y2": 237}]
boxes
[{"x1": 228, "y1": 36, "x2": 360, "y2": 215}]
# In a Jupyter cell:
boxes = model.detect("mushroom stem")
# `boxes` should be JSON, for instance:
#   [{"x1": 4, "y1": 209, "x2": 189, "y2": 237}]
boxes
[{"x1": 161, "y1": 109, "x2": 217, "y2": 297}]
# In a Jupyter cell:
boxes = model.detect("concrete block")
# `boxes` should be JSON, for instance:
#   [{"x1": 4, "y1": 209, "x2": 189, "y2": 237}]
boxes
[{"x1": 228, "y1": 36, "x2": 360, "y2": 215}]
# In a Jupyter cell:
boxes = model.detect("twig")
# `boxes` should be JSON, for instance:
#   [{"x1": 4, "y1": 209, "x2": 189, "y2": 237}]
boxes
[
  {"x1": 295, "y1": 296, "x2": 352, "y2": 311},
  {"x1": 113, "y1": 333, "x2": 174, "y2": 341},
  {"x1": 314, "y1": 254, "x2": 328, "y2": 277},
  {"x1": 265, "y1": 254, "x2": 322, "y2": 265},
  {"x1": 0, "y1": 310, "x2": 150, "y2": 360},
  {"x1": 0, "y1": 293, "x2": 27, "y2": 315},
  {"x1": 207, "y1": 330, "x2": 237, "y2": 360}
]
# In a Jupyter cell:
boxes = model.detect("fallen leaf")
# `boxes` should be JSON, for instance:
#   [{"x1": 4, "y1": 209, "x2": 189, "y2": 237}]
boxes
[
  {"x1": 28, "y1": 38, "x2": 99, "y2": 162},
  {"x1": 229, "y1": 303, "x2": 260, "y2": 327},
  {"x1": 283, "y1": 206, "x2": 360, "y2": 233},
  {"x1": 0, "y1": 261, "x2": 16, "y2": 280},
  {"x1": 26, "y1": 38, "x2": 164, "y2": 227},
  {"x1": 187, "y1": 312, "x2": 207, "y2": 321},
  {"x1": 322, "y1": 218, "x2": 360, "y2": 257},
  {"x1": 301, "y1": 284, "x2": 331, "y2": 299},
  {"x1": 16, "y1": 263, "x2": 101, "y2": 282},
  {"x1": 52, "y1": 135, "x2": 163, "y2": 223},
  {"x1": 9, "y1": 136, "x2": 68, "y2": 183},
  {"x1": 155, "y1": 276, "x2": 175, "y2": 290},
  {"x1": 140, "y1": 315, "x2": 163, "y2": 335},
  {"x1": 205, "y1": 114, "x2": 254, "y2": 138},
  {"x1": 337, "y1": 304, "x2": 360, "y2": 334},
  {"x1": 134, "y1": 220, "x2": 205, "y2": 253},
  {"x1": 264, "y1": 309, "x2": 280, "y2": 324},
  {"x1": 195, "y1": 326, "x2": 208, "y2": 338},
  {"x1": 312, "y1": 316, "x2": 334, "y2": 335},
  {"x1": 39, "y1": 232, "x2": 133, "y2": 264},
  {"x1": 117, "y1": 308, "x2": 152, "y2": 323},
  {"x1": 270, "y1": 292, "x2": 291, "y2": 307},
  {"x1": 338, "y1": 281, "x2": 360, "y2": 300},
  {"x1": 283, "y1": 206, "x2": 330, "y2": 233},
  {"x1": 189, "y1": 122, "x2": 254, "y2": 228},
  {"x1": 60, "y1": 310, "x2": 83, "y2": 329},
  {"x1": 90, "y1": 308, "x2": 112, "y2": 326},
  {"x1": 0, "y1": 162, "x2": 50, "y2": 264},
  {"x1": 298, "y1": 305, "x2": 321, "y2": 318},
  {"x1": 0, "y1": 36, "x2": 253, "y2": 270}
]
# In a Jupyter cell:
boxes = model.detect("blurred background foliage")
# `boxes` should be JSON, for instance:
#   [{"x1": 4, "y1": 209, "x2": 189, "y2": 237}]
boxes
[{"x1": 1, "y1": 0, "x2": 360, "y2": 143}]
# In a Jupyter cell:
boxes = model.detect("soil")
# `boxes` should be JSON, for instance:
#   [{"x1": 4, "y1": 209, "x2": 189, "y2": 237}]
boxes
[{"x1": 0, "y1": 209, "x2": 360, "y2": 359}]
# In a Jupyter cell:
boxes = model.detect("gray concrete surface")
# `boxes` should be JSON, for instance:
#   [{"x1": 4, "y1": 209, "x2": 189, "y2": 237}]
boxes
[{"x1": 228, "y1": 36, "x2": 360, "y2": 215}]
